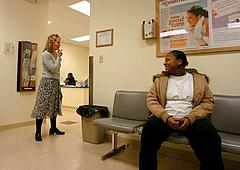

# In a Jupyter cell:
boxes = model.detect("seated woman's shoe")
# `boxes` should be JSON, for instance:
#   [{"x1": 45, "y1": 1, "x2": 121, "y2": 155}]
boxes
[
  {"x1": 49, "y1": 128, "x2": 65, "y2": 135},
  {"x1": 35, "y1": 133, "x2": 42, "y2": 141}
]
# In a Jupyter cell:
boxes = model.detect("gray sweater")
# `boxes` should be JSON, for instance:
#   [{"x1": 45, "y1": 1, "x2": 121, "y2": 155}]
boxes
[{"x1": 42, "y1": 51, "x2": 62, "y2": 79}]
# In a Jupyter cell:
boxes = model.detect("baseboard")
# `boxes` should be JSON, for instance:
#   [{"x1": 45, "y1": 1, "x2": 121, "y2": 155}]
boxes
[
  {"x1": 62, "y1": 105, "x2": 78, "y2": 109},
  {"x1": 0, "y1": 120, "x2": 35, "y2": 131},
  {"x1": 104, "y1": 133, "x2": 240, "y2": 162}
]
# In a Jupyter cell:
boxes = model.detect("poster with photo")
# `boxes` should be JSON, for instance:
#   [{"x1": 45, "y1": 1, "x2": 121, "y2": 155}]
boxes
[
  {"x1": 159, "y1": 0, "x2": 209, "y2": 51},
  {"x1": 156, "y1": 0, "x2": 240, "y2": 57}
]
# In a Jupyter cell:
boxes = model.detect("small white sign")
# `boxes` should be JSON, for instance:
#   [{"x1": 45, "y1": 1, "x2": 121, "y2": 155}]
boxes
[{"x1": 4, "y1": 42, "x2": 14, "y2": 54}]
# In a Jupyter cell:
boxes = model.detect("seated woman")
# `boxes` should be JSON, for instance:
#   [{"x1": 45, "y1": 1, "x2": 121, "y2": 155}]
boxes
[
  {"x1": 139, "y1": 50, "x2": 224, "y2": 170},
  {"x1": 64, "y1": 73, "x2": 76, "y2": 86}
]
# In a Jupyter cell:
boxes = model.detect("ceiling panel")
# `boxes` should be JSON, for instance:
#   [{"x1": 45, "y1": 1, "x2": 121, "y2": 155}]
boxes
[{"x1": 48, "y1": 0, "x2": 90, "y2": 47}]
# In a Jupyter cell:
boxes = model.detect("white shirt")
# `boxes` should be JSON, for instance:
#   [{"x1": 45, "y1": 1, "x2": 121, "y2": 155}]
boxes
[{"x1": 165, "y1": 72, "x2": 193, "y2": 118}]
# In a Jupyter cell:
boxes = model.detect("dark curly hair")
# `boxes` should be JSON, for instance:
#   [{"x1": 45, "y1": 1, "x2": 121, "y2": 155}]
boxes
[{"x1": 169, "y1": 50, "x2": 189, "y2": 67}]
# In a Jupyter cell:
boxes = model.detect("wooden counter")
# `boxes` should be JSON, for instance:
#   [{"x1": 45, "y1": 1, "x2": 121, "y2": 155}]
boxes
[{"x1": 61, "y1": 86, "x2": 89, "y2": 108}]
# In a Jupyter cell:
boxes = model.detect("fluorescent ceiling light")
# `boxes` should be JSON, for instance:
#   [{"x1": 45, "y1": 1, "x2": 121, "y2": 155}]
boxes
[
  {"x1": 68, "y1": 0, "x2": 90, "y2": 16},
  {"x1": 227, "y1": 22, "x2": 240, "y2": 28},
  {"x1": 48, "y1": 21, "x2": 52, "y2": 24},
  {"x1": 71, "y1": 35, "x2": 90, "y2": 42},
  {"x1": 160, "y1": 29, "x2": 188, "y2": 38}
]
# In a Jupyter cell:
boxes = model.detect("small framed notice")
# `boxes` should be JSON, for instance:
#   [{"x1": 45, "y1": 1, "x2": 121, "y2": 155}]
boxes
[
  {"x1": 142, "y1": 19, "x2": 156, "y2": 39},
  {"x1": 96, "y1": 29, "x2": 113, "y2": 47}
]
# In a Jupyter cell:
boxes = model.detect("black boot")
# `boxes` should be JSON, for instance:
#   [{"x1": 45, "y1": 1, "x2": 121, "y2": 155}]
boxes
[
  {"x1": 35, "y1": 132, "x2": 42, "y2": 141},
  {"x1": 35, "y1": 119, "x2": 43, "y2": 141},
  {"x1": 49, "y1": 128, "x2": 65, "y2": 135},
  {"x1": 49, "y1": 117, "x2": 65, "y2": 135}
]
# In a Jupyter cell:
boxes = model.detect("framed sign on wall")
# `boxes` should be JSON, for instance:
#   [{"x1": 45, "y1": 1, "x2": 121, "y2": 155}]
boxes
[
  {"x1": 156, "y1": 0, "x2": 240, "y2": 57},
  {"x1": 96, "y1": 29, "x2": 113, "y2": 47},
  {"x1": 17, "y1": 41, "x2": 38, "y2": 92},
  {"x1": 142, "y1": 19, "x2": 157, "y2": 39}
]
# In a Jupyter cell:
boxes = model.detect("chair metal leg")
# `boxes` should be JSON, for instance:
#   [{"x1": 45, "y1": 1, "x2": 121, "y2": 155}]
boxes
[{"x1": 101, "y1": 132, "x2": 129, "y2": 160}]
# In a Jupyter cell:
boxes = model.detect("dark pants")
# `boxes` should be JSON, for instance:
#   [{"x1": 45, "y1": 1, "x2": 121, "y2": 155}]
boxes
[{"x1": 139, "y1": 116, "x2": 224, "y2": 170}]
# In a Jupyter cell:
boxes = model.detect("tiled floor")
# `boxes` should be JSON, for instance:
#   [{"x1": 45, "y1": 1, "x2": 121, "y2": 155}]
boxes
[
  {"x1": 0, "y1": 108, "x2": 140, "y2": 170},
  {"x1": 0, "y1": 108, "x2": 239, "y2": 170}
]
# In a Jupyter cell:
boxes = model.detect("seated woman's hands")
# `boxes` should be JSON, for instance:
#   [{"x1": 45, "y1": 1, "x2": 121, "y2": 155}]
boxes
[
  {"x1": 178, "y1": 117, "x2": 191, "y2": 130},
  {"x1": 167, "y1": 116, "x2": 190, "y2": 130}
]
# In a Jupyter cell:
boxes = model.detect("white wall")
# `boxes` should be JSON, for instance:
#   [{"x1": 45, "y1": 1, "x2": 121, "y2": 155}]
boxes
[
  {"x1": 0, "y1": 0, "x2": 48, "y2": 126},
  {"x1": 59, "y1": 42, "x2": 89, "y2": 108},
  {"x1": 60, "y1": 43, "x2": 89, "y2": 84},
  {"x1": 89, "y1": 0, "x2": 240, "y2": 113}
]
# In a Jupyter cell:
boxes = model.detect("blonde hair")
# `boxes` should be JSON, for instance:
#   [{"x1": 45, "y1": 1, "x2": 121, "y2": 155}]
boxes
[{"x1": 43, "y1": 34, "x2": 61, "y2": 53}]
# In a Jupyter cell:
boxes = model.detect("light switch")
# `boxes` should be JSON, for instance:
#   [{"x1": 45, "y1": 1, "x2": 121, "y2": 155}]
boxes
[
  {"x1": 4, "y1": 42, "x2": 14, "y2": 54},
  {"x1": 99, "y1": 55, "x2": 103, "y2": 63}
]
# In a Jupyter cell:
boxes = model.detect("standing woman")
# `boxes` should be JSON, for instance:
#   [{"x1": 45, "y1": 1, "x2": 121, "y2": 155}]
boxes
[{"x1": 32, "y1": 34, "x2": 65, "y2": 141}]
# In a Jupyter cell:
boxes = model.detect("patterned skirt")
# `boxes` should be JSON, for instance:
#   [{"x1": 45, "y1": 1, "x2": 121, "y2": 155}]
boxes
[{"x1": 31, "y1": 77, "x2": 63, "y2": 119}]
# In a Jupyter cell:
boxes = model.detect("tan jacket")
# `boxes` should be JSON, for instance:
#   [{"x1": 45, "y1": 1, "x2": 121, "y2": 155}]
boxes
[{"x1": 147, "y1": 68, "x2": 214, "y2": 124}]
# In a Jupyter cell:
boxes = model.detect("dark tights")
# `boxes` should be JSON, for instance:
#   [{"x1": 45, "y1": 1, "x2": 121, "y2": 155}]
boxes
[{"x1": 35, "y1": 117, "x2": 57, "y2": 133}]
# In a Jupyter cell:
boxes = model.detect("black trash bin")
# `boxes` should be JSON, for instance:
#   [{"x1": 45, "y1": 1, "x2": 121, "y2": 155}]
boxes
[{"x1": 76, "y1": 105, "x2": 109, "y2": 144}]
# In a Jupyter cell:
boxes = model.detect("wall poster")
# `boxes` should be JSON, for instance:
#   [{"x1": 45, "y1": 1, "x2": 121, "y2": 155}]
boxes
[
  {"x1": 17, "y1": 41, "x2": 38, "y2": 91},
  {"x1": 156, "y1": 0, "x2": 240, "y2": 57}
]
